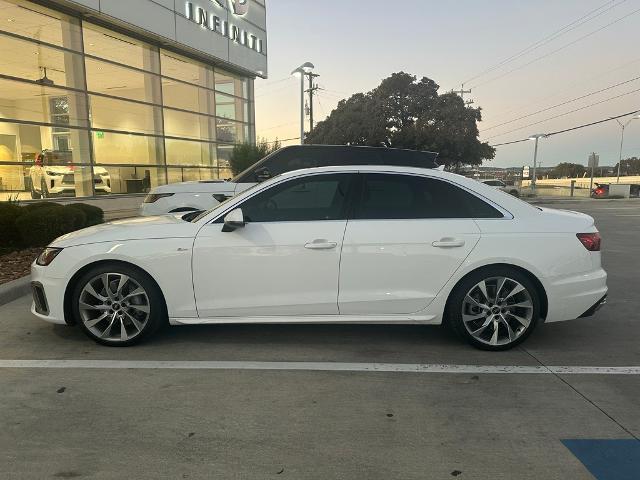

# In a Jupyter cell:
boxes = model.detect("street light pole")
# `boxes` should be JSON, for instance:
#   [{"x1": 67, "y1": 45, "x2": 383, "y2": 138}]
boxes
[
  {"x1": 528, "y1": 134, "x2": 546, "y2": 193},
  {"x1": 615, "y1": 114, "x2": 640, "y2": 183},
  {"x1": 291, "y1": 62, "x2": 315, "y2": 145}
]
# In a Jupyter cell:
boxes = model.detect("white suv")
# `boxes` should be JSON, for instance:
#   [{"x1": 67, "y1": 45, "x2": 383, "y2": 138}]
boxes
[
  {"x1": 140, "y1": 145, "x2": 439, "y2": 215},
  {"x1": 481, "y1": 179, "x2": 520, "y2": 197},
  {"x1": 29, "y1": 150, "x2": 111, "y2": 198}
]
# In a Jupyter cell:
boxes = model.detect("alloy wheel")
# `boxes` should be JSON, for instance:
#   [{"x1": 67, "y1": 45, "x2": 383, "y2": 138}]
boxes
[
  {"x1": 461, "y1": 276, "x2": 534, "y2": 347},
  {"x1": 78, "y1": 273, "x2": 150, "y2": 342}
]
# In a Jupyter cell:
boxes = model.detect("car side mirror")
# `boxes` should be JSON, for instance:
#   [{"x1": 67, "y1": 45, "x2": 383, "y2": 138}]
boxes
[
  {"x1": 222, "y1": 208, "x2": 245, "y2": 232},
  {"x1": 254, "y1": 167, "x2": 271, "y2": 182}
]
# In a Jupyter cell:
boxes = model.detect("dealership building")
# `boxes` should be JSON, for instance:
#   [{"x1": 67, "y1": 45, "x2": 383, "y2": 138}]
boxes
[{"x1": 0, "y1": 0, "x2": 267, "y2": 203}]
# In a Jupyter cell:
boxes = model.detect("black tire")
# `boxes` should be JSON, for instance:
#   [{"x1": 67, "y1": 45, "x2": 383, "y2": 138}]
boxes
[
  {"x1": 509, "y1": 189, "x2": 520, "y2": 197},
  {"x1": 71, "y1": 263, "x2": 167, "y2": 346},
  {"x1": 446, "y1": 266, "x2": 542, "y2": 351}
]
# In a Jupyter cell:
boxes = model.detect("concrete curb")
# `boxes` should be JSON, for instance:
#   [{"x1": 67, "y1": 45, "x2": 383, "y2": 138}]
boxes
[{"x1": 0, "y1": 275, "x2": 31, "y2": 306}]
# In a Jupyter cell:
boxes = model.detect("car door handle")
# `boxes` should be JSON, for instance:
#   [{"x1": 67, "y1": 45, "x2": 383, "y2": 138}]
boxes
[
  {"x1": 304, "y1": 239, "x2": 337, "y2": 250},
  {"x1": 432, "y1": 238, "x2": 466, "y2": 248}
]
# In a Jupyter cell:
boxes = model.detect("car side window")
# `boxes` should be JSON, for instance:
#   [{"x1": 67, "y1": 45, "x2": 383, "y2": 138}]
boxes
[
  {"x1": 354, "y1": 174, "x2": 503, "y2": 219},
  {"x1": 239, "y1": 174, "x2": 353, "y2": 222}
]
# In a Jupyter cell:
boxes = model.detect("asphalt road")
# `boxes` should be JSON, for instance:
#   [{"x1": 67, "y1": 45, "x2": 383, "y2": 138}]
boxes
[{"x1": 1, "y1": 199, "x2": 638, "y2": 479}]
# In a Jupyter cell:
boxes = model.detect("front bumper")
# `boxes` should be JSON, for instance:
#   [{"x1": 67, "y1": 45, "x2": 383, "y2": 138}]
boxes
[{"x1": 30, "y1": 264, "x2": 68, "y2": 325}]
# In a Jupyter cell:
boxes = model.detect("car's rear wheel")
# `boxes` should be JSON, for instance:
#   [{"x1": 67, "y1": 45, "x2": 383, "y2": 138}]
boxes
[
  {"x1": 71, "y1": 264, "x2": 166, "y2": 346},
  {"x1": 447, "y1": 267, "x2": 541, "y2": 351}
]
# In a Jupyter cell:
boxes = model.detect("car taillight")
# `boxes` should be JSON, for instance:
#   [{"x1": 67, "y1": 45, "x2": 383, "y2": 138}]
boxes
[
  {"x1": 595, "y1": 188, "x2": 604, "y2": 195},
  {"x1": 143, "y1": 193, "x2": 174, "y2": 203},
  {"x1": 576, "y1": 232, "x2": 601, "y2": 251}
]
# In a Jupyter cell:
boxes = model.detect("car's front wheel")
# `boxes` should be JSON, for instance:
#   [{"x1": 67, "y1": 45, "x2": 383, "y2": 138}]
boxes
[
  {"x1": 71, "y1": 264, "x2": 167, "y2": 346},
  {"x1": 447, "y1": 267, "x2": 541, "y2": 351}
]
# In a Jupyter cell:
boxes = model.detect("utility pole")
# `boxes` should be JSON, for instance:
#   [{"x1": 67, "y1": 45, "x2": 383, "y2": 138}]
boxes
[
  {"x1": 305, "y1": 71, "x2": 320, "y2": 132},
  {"x1": 451, "y1": 83, "x2": 474, "y2": 106}
]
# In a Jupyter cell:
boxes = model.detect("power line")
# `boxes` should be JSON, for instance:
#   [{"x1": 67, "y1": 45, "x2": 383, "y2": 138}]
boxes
[
  {"x1": 485, "y1": 55, "x2": 640, "y2": 123},
  {"x1": 470, "y1": 5, "x2": 640, "y2": 89},
  {"x1": 463, "y1": 0, "x2": 623, "y2": 86},
  {"x1": 485, "y1": 86, "x2": 640, "y2": 140},
  {"x1": 490, "y1": 109, "x2": 640, "y2": 147},
  {"x1": 481, "y1": 74, "x2": 640, "y2": 132}
]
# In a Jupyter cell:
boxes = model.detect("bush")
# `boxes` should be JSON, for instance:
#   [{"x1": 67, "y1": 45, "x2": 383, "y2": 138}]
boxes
[
  {"x1": 0, "y1": 204, "x2": 23, "y2": 247},
  {"x1": 68, "y1": 203, "x2": 104, "y2": 226},
  {"x1": 22, "y1": 201, "x2": 63, "y2": 214},
  {"x1": 16, "y1": 205, "x2": 86, "y2": 247}
]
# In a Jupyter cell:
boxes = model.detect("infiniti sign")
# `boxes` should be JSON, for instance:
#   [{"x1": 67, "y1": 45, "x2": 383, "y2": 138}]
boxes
[{"x1": 186, "y1": 1, "x2": 263, "y2": 53}]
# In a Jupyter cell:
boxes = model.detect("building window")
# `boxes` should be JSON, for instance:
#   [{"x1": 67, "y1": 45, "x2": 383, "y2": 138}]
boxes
[{"x1": 0, "y1": 0, "x2": 255, "y2": 200}]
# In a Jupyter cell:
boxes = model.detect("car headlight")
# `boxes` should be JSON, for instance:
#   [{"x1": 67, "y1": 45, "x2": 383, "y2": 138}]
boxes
[
  {"x1": 45, "y1": 170, "x2": 63, "y2": 176},
  {"x1": 36, "y1": 247, "x2": 63, "y2": 266},
  {"x1": 143, "y1": 193, "x2": 174, "y2": 203}
]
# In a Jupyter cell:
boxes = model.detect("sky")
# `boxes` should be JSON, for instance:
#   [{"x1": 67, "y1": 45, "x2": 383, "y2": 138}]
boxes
[{"x1": 254, "y1": 0, "x2": 640, "y2": 169}]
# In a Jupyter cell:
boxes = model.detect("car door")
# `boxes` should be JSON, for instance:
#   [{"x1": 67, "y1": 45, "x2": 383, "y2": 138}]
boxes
[
  {"x1": 192, "y1": 173, "x2": 356, "y2": 318},
  {"x1": 338, "y1": 173, "x2": 502, "y2": 315}
]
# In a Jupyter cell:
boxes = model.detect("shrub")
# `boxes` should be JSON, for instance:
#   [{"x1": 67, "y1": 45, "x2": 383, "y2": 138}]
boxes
[
  {"x1": 0, "y1": 204, "x2": 23, "y2": 247},
  {"x1": 22, "y1": 201, "x2": 63, "y2": 214},
  {"x1": 68, "y1": 203, "x2": 104, "y2": 226},
  {"x1": 16, "y1": 205, "x2": 87, "y2": 247}
]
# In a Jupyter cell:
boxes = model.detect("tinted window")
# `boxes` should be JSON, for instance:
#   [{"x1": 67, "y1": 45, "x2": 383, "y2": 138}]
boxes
[
  {"x1": 262, "y1": 149, "x2": 320, "y2": 176},
  {"x1": 240, "y1": 174, "x2": 353, "y2": 222},
  {"x1": 355, "y1": 174, "x2": 503, "y2": 219}
]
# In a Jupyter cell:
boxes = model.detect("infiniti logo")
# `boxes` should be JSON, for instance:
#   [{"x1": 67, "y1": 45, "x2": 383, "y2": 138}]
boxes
[{"x1": 212, "y1": 0, "x2": 248, "y2": 16}]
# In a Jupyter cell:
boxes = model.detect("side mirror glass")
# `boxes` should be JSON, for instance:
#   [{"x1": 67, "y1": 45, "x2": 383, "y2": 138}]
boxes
[
  {"x1": 255, "y1": 167, "x2": 271, "y2": 182},
  {"x1": 222, "y1": 208, "x2": 245, "y2": 232}
]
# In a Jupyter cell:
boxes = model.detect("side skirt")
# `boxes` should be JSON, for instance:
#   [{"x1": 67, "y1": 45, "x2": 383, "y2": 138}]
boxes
[{"x1": 169, "y1": 314, "x2": 440, "y2": 326}]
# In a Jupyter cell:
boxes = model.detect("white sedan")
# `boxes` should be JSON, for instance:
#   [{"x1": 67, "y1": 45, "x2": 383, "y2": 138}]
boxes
[{"x1": 31, "y1": 165, "x2": 607, "y2": 350}]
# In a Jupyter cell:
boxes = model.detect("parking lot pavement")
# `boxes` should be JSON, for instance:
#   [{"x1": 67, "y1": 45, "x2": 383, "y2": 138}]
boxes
[{"x1": 1, "y1": 200, "x2": 639, "y2": 479}]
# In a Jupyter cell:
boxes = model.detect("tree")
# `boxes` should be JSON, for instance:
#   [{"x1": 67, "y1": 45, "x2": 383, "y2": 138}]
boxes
[
  {"x1": 228, "y1": 138, "x2": 281, "y2": 175},
  {"x1": 613, "y1": 156, "x2": 640, "y2": 176},
  {"x1": 305, "y1": 72, "x2": 495, "y2": 170},
  {"x1": 550, "y1": 162, "x2": 587, "y2": 178}
]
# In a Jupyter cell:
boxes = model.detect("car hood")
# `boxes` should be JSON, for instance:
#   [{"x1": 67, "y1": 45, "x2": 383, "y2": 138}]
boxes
[
  {"x1": 51, "y1": 215, "x2": 200, "y2": 248},
  {"x1": 151, "y1": 180, "x2": 236, "y2": 194}
]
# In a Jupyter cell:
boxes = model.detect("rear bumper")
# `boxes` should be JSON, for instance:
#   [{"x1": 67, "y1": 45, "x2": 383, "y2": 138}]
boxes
[
  {"x1": 544, "y1": 268, "x2": 608, "y2": 322},
  {"x1": 579, "y1": 294, "x2": 607, "y2": 318}
]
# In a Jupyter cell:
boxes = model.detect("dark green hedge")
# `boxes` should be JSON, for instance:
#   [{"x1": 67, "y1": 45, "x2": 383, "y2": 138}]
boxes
[{"x1": 0, "y1": 201, "x2": 104, "y2": 248}]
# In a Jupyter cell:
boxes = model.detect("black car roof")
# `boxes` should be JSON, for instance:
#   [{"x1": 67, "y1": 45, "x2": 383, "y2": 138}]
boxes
[{"x1": 277, "y1": 145, "x2": 439, "y2": 168}]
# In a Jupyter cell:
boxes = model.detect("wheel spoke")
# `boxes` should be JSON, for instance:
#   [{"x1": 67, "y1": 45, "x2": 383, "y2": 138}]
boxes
[
  {"x1": 502, "y1": 283, "x2": 525, "y2": 301},
  {"x1": 477, "y1": 280, "x2": 490, "y2": 303},
  {"x1": 119, "y1": 318, "x2": 128, "y2": 341},
  {"x1": 489, "y1": 321, "x2": 499, "y2": 345},
  {"x1": 121, "y1": 288, "x2": 145, "y2": 301},
  {"x1": 470, "y1": 317, "x2": 492, "y2": 336},
  {"x1": 102, "y1": 274, "x2": 115, "y2": 300},
  {"x1": 508, "y1": 300, "x2": 533, "y2": 309},
  {"x1": 507, "y1": 312, "x2": 531, "y2": 328},
  {"x1": 129, "y1": 303, "x2": 149, "y2": 314},
  {"x1": 463, "y1": 313, "x2": 486, "y2": 323},
  {"x1": 100, "y1": 313, "x2": 117, "y2": 338},
  {"x1": 84, "y1": 283, "x2": 106, "y2": 302},
  {"x1": 495, "y1": 277, "x2": 507, "y2": 302},
  {"x1": 124, "y1": 310, "x2": 144, "y2": 332},
  {"x1": 79, "y1": 301, "x2": 110, "y2": 311},
  {"x1": 499, "y1": 317, "x2": 515, "y2": 342},
  {"x1": 464, "y1": 295, "x2": 490, "y2": 311},
  {"x1": 85, "y1": 312, "x2": 109, "y2": 328},
  {"x1": 115, "y1": 275, "x2": 130, "y2": 296}
]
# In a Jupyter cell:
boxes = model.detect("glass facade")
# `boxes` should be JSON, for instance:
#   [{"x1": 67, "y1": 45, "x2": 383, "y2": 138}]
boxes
[{"x1": 0, "y1": 0, "x2": 254, "y2": 200}]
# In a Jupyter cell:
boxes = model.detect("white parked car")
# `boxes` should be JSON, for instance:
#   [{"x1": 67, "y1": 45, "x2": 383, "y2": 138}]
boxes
[
  {"x1": 30, "y1": 150, "x2": 111, "y2": 198},
  {"x1": 481, "y1": 178, "x2": 520, "y2": 197},
  {"x1": 140, "y1": 145, "x2": 439, "y2": 215},
  {"x1": 32, "y1": 164, "x2": 607, "y2": 350}
]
